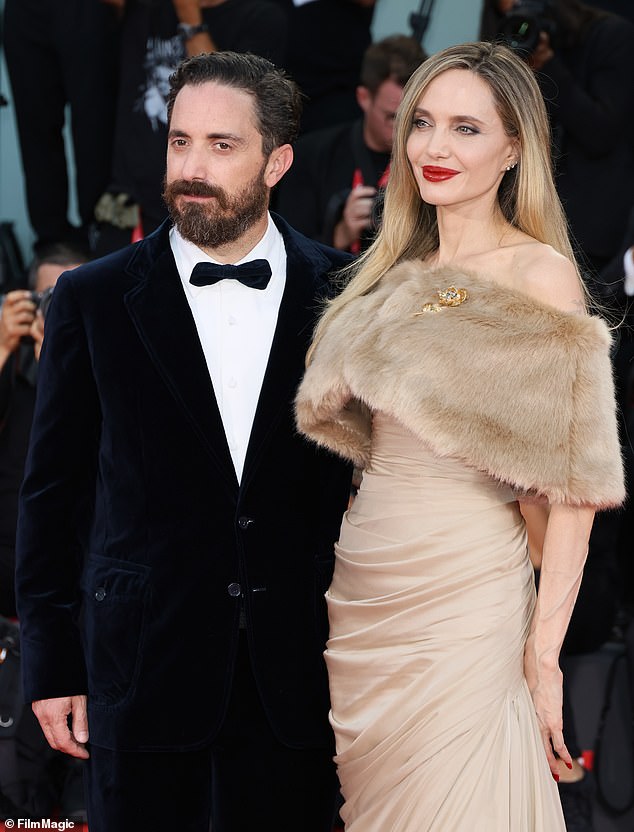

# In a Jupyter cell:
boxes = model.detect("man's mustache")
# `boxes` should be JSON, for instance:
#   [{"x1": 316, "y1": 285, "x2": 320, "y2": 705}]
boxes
[{"x1": 164, "y1": 179, "x2": 228, "y2": 207}]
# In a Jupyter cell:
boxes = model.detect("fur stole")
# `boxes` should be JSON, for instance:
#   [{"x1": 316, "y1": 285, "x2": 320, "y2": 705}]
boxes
[{"x1": 295, "y1": 260, "x2": 625, "y2": 508}]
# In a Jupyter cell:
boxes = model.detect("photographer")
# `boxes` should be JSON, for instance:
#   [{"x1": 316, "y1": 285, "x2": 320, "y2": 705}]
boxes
[
  {"x1": 0, "y1": 245, "x2": 87, "y2": 824},
  {"x1": 481, "y1": 0, "x2": 634, "y2": 275},
  {"x1": 0, "y1": 245, "x2": 86, "y2": 619},
  {"x1": 274, "y1": 35, "x2": 426, "y2": 254}
]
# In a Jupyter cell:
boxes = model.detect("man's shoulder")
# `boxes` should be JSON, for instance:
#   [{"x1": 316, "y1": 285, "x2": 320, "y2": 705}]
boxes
[{"x1": 62, "y1": 222, "x2": 172, "y2": 292}]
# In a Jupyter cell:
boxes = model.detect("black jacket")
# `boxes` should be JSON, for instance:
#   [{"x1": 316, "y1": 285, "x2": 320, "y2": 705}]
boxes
[{"x1": 16, "y1": 215, "x2": 352, "y2": 751}]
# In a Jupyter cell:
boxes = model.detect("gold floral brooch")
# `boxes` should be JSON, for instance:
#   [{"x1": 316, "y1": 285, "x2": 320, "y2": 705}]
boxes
[{"x1": 414, "y1": 286, "x2": 468, "y2": 315}]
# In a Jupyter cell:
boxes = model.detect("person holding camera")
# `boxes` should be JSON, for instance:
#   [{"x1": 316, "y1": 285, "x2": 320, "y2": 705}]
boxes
[
  {"x1": 274, "y1": 35, "x2": 426, "y2": 254},
  {"x1": 0, "y1": 288, "x2": 42, "y2": 610},
  {"x1": 0, "y1": 245, "x2": 86, "y2": 619},
  {"x1": 0, "y1": 245, "x2": 87, "y2": 825},
  {"x1": 480, "y1": 0, "x2": 634, "y2": 276}
]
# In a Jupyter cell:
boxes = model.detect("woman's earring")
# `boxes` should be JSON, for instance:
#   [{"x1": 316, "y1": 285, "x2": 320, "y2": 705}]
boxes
[{"x1": 505, "y1": 161, "x2": 518, "y2": 171}]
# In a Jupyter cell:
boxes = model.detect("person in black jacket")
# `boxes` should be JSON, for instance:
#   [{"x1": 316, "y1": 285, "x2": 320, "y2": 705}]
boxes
[
  {"x1": 0, "y1": 245, "x2": 87, "y2": 618},
  {"x1": 15, "y1": 51, "x2": 351, "y2": 832},
  {"x1": 0, "y1": 244, "x2": 87, "y2": 824},
  {"x1": 480, "y1": 0, "x2": 634, "y2": 276}
]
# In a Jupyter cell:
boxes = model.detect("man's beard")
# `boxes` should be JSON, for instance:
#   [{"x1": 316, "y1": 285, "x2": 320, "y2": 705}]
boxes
[{"x1": 162, "y1": 168, "x2": 269, "y2": 249}]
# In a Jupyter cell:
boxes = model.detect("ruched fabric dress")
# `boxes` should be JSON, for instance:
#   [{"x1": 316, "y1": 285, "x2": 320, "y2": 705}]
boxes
[
  {"x1": 326, "y1": 411, "x2": 566, "y2": 831},
  {"x1": 295, "y1": 261, "x2": 624, "y2": 831}
]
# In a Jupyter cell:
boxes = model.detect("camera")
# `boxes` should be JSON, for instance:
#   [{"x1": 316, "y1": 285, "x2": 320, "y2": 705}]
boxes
[
  {"x1": 497, "y1": 1, "x2": 557, "y2": 55},
  {"x1": 29, "y1": 286, "x2": 55, "y2": 318},
  {"x1": 0, "y1": 286, "x2": 55, "y2": 321}
]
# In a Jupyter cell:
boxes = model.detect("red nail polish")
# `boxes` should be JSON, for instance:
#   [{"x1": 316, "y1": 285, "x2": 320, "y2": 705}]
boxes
[
  {"x1": 553, "y1": 774, "x2": 560, "y2": 782},
  {"x1": 566, "y1": 762, "x2": 573, "y2": 770}
]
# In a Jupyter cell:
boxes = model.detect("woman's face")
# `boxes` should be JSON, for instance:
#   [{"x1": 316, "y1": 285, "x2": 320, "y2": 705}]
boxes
[{"x1": 405, "y1": 69, "x2": 518, "y2": 214}]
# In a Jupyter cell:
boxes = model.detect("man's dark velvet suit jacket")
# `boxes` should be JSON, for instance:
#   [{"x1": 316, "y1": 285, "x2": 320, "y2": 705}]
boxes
[{"x1": 15, "y1": 214, "x2": 352, "y2": 752}]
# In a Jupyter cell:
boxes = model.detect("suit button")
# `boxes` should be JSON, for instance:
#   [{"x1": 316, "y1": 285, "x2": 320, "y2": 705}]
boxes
[
  {"x1": 95, "y1": 587, "x2": 106, "y2": 601},
  {"x1": 227, "y1": 582, "x2": 242, "y2": 598},
  {"x1": 237, "y1": 516, "x2": 254, "y2": 529}
]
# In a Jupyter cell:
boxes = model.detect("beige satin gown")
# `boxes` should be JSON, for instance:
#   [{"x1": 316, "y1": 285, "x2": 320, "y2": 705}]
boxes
[{"x1": 326, "y1": 412, "x2": 566, "y2": 831}]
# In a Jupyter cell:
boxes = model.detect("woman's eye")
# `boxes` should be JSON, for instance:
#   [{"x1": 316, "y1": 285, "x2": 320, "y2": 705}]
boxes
[
  {"x1": 457, "y1": 125, "x2": 478, "y2": 135},
  {"x1": 413, "y1": 118, "x2": 430, "y2": 129}
]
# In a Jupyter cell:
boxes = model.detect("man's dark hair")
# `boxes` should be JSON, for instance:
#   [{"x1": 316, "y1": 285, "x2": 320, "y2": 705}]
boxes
[
  {"x1": 360, "y1": 35, "x2": 428, "y2": 96},
  {"x1": 167, "y1": 51, "x2": 303, "y2": 157}
]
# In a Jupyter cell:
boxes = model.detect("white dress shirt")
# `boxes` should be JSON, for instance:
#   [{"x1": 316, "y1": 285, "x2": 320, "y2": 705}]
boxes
[{"x1": 170, "y1": 214, "x2": 287, "y2": 482}]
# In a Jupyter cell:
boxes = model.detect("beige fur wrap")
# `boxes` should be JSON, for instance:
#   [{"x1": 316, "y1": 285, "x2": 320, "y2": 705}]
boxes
[{"x1": 295, "y1": 261, "x2": 625, "y2": 508}]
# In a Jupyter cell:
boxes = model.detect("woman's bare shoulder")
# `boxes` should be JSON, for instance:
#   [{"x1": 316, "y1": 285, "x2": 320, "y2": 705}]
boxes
[
  {"x1": 492, "y1": 240, "x2": 585, "y2": 314},
  {"x1": 514, "y1": 243, "x2": 584, "y2": 313}
]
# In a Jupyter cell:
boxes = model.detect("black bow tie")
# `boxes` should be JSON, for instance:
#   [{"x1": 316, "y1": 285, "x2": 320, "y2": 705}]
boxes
[{"x1": 189, "y1": 259, "x2": 272, "y2": 290}]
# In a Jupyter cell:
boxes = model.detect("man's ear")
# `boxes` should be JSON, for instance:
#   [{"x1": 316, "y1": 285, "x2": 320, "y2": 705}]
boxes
[
  {"x1": 264, "y1": 144, "x2": 294, "y2": 187},
  {"x1": 356, "y1": 85, "x2": 372, "y2": 114}
]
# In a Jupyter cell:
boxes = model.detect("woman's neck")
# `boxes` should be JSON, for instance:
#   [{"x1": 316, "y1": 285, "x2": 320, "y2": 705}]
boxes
[{"x1": 429, "y1": 205, "x2": 513, "y2": 268}]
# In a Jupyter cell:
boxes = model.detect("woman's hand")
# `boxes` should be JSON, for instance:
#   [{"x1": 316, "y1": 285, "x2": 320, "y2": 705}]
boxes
[
  {"x1": 524, "y1": 633, "x2": 572, "y2": 779},
  {"x1": 523, "y1": 503, "x2": 594, "y2": 777}
]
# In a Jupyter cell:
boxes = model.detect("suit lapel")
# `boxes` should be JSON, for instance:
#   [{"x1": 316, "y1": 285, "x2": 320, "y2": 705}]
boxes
[{"x1": 123, "y1": 230, "x2": 238, "y2": 491}]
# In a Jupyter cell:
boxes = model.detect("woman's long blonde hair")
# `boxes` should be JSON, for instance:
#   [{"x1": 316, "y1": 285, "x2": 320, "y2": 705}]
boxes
[{"x1": 307, "y1": 41, "x2": 576, "y2": 362}]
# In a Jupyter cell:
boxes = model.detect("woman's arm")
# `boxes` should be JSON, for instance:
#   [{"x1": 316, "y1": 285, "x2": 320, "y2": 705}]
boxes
[
  {"x1": 523, "y1": 503, "x2": 595, "y2": 777},
  {"x1": 517, "y1": 244, "x2": 620, "y2": 774}
]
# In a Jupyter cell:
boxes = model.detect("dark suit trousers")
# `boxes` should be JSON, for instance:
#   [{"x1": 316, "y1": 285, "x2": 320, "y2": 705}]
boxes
[
  {"x1": 3, "y1": 0, "x2": 118, "y2": 250},
  {"x1": 84, "y1": 632, "x2": 339, "y2": 832}
]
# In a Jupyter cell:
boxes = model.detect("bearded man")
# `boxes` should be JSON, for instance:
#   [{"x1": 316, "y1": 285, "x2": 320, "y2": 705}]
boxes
[{"x1": 15, "y1": 51, "x2": 352, "y2": 832}]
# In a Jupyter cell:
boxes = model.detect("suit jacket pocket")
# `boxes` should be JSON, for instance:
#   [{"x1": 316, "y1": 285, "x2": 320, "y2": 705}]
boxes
[{"x1": 80, "y1": 554, "x2": 150, "y2": 709}]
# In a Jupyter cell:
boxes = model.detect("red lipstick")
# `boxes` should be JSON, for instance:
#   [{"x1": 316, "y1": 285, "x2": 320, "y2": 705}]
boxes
[{"x1": 422, "y1": 166, "x2": 460, "y2": 182}]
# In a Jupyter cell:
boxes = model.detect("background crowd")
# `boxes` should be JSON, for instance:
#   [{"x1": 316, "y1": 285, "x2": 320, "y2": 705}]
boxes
[{"x1": 0, "y1": 1, "x2": 633, "y2": 830}]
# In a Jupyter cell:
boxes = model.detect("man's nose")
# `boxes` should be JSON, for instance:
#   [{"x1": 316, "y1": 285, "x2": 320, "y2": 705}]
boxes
[{"x1": 179, "y1": 147, "x2": 209, "y2": 181}]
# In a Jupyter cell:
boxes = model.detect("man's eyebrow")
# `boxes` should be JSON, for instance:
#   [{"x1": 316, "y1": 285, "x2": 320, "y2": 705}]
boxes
[{"x1": 167, "y1": 128, "x2": 246, "y2": 145}]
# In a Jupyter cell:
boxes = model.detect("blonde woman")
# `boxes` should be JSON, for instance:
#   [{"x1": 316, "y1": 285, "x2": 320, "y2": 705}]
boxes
[{"x1": 296, "y1": 41, "x2": 624, "y2": 831}]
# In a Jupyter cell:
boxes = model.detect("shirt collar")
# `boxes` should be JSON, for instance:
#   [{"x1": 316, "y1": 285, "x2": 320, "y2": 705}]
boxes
[{"x1": 171, "y1": 213, "x2": 283, "y2": 299}]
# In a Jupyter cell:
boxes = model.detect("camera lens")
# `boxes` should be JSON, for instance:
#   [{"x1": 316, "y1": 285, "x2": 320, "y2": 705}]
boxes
[
  {"x1": 39, "y1": 286, "x2": 55, "y2": 319},
  {"x1": 498, "y1": 14, "x2": 541, "y2": 53}
]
